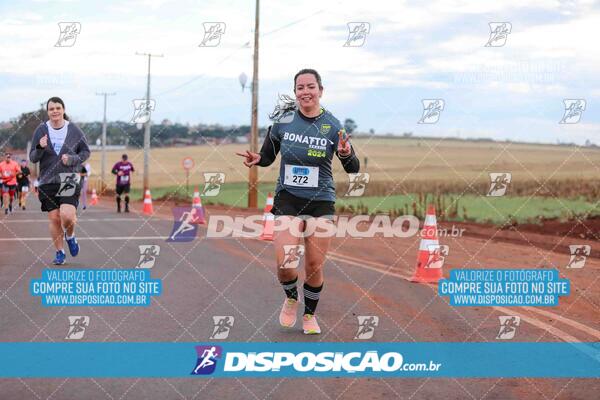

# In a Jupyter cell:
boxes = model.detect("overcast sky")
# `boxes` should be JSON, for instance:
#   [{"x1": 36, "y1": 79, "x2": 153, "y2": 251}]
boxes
[{"x1": 1, "y1": 0, "x2": 599, "y2": 144}]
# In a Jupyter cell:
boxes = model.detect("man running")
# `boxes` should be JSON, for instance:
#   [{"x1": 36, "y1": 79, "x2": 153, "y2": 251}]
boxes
[
  {"x1": 16, "y1": 159, "x2": 31, "y2": 210},
  {"x1": 111, "y1": 154, "x2": 134, "y2": 213},
  {"x1": 237, "y1": 68, "x2": 360, "y2": 334},
  {"x1": 0, "y1": 152, "x2": 21, "y2": 215},
  {"x1": 30, "y1": 97, "x2": 90, "y2": 265}
]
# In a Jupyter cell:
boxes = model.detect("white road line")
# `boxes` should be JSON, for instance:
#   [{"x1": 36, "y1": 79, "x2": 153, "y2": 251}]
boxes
[
  {"x1": 522, "y1": 306, "x2": 600, "y2": 340},
  {"x1": 493, "y1": 306, "x2": 583, "y2": 343},
  {"x1": 0, "y1": 236, "x2": 167, "y2": 241},
  {"x1": 1, "y1": 218, "x2": 143, "y2": 223},
  {"x1": 327, "y1": 250, "x2": 600, "y2": 345},
  {"x1": 6, "y1": 209, "x2": 107, "y2": 214}
]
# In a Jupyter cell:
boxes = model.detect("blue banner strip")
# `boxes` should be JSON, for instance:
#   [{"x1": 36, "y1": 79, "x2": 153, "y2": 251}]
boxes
[{"x1": 1, "y1": 342, "x2": 599, "y2": 378}]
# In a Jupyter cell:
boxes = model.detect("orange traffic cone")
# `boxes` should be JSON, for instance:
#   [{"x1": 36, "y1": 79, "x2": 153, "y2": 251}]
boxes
[
  {"x1": 264, "y1": 192, "x2": 274, "y2": 213},
  {"x1": 142, "y1": 189, "x2": 154, "y2": 215},
  {"x1": 191, "y1": 187, "x2": 206, "y2": 224},
  {"x1": 90, "y1": 188, "x2": 98, "y2": 206},
  {"x1": 260, "y1": 193, "x2": 275, "y2": 241},
  {"x1": 410, "y1": 204, "x2": 444, "y2": 283}
]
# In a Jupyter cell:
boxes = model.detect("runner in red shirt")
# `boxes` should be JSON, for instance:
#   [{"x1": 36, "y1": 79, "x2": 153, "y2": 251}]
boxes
[{"x1": 0, "y1": 152, "x2": 21, "y2": 215}]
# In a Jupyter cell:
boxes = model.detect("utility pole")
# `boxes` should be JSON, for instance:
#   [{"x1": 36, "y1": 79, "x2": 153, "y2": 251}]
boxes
[
  {"x1": 248, "y1": 0, "x2": 260, "y2": 208},
  {"x1": 136, "y1": 52, "x2": 163, "y2": 193},
  {"x1": 95, "y1": 92, "x2": 115, "y2": 191}
]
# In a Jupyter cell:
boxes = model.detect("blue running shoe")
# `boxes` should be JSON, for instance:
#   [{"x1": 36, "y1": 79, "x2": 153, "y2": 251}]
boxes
[
  {"x1": 65, "y1": 233, "x2": 80, "y2": 257},
  {"x1": 53, "y1": 250, "x2": 66, "y2": 265}
]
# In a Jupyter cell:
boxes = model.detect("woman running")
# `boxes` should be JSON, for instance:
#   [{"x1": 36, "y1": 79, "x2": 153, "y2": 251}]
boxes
[
  {"x1": 237, "y1": 68, "x2": 360, "y2": 334},
  {"x1": 30, "y1": 97, "x2": 90, "y2": 265}
]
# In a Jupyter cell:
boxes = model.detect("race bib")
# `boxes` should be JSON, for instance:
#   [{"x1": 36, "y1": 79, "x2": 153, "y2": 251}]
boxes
[
  {"x1": 284, "y1": 165, "x2": 319, "y2": 187},
  {"x1": 3, "y1": 171, "x2": 10, "y2": 177},
  {"x1": 119, "y1": 174, "x2": 130, "y2": 184}
]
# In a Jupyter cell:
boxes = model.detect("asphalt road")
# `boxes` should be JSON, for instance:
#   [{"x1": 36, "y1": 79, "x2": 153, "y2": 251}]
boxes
[{"x1": 0, "y1": 196, "x2": 597, "y2": 399}]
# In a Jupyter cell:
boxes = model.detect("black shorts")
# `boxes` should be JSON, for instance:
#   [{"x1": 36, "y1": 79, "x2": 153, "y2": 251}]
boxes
[
  {"x1": 116, "y1": 184, "x2": 131, "y2": 195},
  {"x1": 1, "y1": 183, "x2": 17, "y2": 193},
  {"x1": 272, "y1": 190, "x2": 335, "y2": 219},
  {"x1": 39, "y1": 183, "x2": 80, "y2": 212}
]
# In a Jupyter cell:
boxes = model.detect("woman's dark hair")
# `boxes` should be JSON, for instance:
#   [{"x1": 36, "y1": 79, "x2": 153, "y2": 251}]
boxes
[
  {"x1": 293, "y1": 68, "x2": 323, "y2": 91},
  {"x1": 269, "y1": 69, "x2": 324, "y2": 121},
  {"x1": 46, "y1": 96, "x2": 69, "y2": 121}
]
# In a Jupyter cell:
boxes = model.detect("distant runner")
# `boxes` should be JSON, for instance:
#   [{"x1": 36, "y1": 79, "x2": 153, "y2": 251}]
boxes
[
  {"x1": 0, "y1": 152, "x2": 21, "y2": 215},
  {"x1": 111, "y1": 154, "x2": 134, "y2": 213},
  {"x1": 16, "y1": 159, "x2": 30, "y2": 210},
  {"x1": 79, "y1": 162, "x2": 90, "y2": 210}
]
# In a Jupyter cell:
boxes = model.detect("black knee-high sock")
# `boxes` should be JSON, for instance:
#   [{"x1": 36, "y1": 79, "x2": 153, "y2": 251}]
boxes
[
  {"x1": 281, "y1": 277, "x2": 298, "y2": 301},
  {"x1": 303, "y1": 282, "x2": 323, "y2": 315},
  {"x1": 116, "y1": 196, "x2": 121, "y2": 210}
]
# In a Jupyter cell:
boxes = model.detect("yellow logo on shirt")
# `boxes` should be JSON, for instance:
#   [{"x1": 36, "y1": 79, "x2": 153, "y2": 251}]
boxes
[{"x1": 320, "y1": 124, "x2": 331, "y2": 135}]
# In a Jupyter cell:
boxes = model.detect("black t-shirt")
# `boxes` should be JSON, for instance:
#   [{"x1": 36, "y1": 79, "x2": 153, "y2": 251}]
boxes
[{"x1": 17, "y1": 166, "x2": 30, "y2": 186}]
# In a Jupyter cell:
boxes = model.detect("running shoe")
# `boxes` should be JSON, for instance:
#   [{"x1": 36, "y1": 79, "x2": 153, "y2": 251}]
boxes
[
  {"x1": 302, "y1": 314, "x2": 321, "y2": 335},
  {"x1": 53, "y1": 250, "x2": 66, "y2": 265},
  {"x1": 279, "y1": 298, "x2": 298, "y2": 328},
  {"x1": 65, "y1": 233, "x2": 80, "y2": 257}
]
